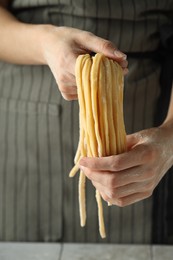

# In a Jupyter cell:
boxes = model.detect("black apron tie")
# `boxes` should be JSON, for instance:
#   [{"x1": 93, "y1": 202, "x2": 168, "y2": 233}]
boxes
[
  {"x1": 156, "y1": 24, "x2": 173, "y2": 125},
  {"x1": 126, "y1": 23, "x2": 173, "y2": 126}
]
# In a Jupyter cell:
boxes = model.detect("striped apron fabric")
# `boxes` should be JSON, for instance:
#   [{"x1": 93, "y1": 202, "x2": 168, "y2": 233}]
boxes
[{"x1": 0, "y1": 0, "x2": 172, "y2": 243}]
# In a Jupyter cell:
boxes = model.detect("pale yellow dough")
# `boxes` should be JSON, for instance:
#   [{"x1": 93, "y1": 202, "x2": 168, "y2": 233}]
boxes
[{"x1": 69, "y1": 53, "x2": 126, "y2": 239}]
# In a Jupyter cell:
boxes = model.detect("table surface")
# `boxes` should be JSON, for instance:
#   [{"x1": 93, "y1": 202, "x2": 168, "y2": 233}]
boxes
[{"x1": 0, "y1": 243, "x2": 172, "y2": 260}]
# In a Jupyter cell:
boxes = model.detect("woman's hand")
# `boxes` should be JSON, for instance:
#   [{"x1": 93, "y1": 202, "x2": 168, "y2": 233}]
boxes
[
  {"x1": 0, "y1": 6, "x2": 128, "y2": 101},
  {"x1": 79, "y1": 126, "x2": 173, "y2": 207},
  {"x1": 41, "y1": 26, "x2": 128, "y2": 100}
]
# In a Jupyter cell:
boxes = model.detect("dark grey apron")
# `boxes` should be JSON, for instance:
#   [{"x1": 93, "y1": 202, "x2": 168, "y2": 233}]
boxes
[{"x1": 0, "y1": 0, "x2": 172, "y2": 243}]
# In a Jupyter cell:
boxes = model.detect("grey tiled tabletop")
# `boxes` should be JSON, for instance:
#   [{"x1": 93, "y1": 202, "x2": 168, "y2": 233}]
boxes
[{"x1": 0, "y1": 243, "x2": 172, "y2": 260}]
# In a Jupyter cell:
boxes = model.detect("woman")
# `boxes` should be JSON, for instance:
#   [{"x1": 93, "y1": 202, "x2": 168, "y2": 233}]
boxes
[{"x1": 0, "y1": 0, "x2": 173, "y2": 243}]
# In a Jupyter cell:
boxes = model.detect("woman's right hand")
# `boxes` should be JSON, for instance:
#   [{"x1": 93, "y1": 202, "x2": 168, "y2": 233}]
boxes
[
  {"x1": 41, "y1": 26, "x2": 128, "y2": 100},
  {"x1": 0, "y1": 5, "x2": 128, "y2": 101},
  {"x1": 0, "y1": 6, "x2": 127, "y2": 100}
]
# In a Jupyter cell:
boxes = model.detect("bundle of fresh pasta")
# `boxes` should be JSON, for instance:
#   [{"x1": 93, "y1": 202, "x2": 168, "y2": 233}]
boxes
[{"x1": 69, "y1": 53, "x2": 126, "y2": 238}]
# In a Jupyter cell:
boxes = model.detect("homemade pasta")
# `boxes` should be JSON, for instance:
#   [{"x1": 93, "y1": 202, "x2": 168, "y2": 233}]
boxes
[{"x1": 69, "y1": 53, "x2": 127, "y2": 238}]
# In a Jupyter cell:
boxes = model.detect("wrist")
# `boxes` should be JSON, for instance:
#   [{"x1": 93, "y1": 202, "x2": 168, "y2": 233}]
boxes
[
  {"x1": 31, "y1": 24, "x2": 56, "y2": 65},
  {"x1": 0, "y1": 5, "x2": 54, "y2": 65},
  {"x1": 39, "y1": 25, "x2": 73, "y2": 66},
  {"x1": 159, "y1": 121, "x2": 173, "y2": 142},
  {"x1": 159, "y1": 119, "x2": 173, "y2": 155},
  {"x1": 160, "y1": 116, "x2": 173, "y2": 132},
  {"x1": 16, "y1": 23, "x2": 54, "y2": 65},
  {"x1": 0, "y1": 19, "x2": 55, "y2": 65}
]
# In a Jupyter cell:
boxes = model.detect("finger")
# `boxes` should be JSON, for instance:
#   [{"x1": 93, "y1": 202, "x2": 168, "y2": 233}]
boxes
[
  {"x1": 126, "y1": 133, "x2": 141, "y2": 150},
  {"x1": 79, "y1": 144, "x2": 152, "y2": 171},
  {"x1": 99, "y1": 190, "x2": 121, "y2": 206},
  {"x1": 92, "y1": 180, "x2": 114, "y2": 199},
  {"x1": 111, "y1": 181, "x2": 153, "y2": 199},
  {"x1": 99, "y1": 190, "x2": 117, "y2": 204},
  {"x1": 64, "y1": 52, "x2": 77, "y2": 75},
  {"x1": 61, "y1": 85, "x2": 77, "y2": 95},
  {"x1": 61, "y1": 93, "x2": 78, "y2": 101},
  {"x1": 81, "y1": 165, "x2": 154, "y2": 188},
  {"x1": 77, "y1": 31, "x2": 127, "y2": 61},
  {"x1": 68, "y1": 57, "x2": 77, "y2": 76},
  {"x1": 123, "y1": 68, "x2": 129, "y2": 75},
  {"x1": 58, "y1": 71, "x2": 76, "y2": 86},
  {"x1": 119, "y1": 59, "x2": 128, "y2": 69},
  {"x1": 114, "y1": 191, "x2": 152, "y2": 207},
  {"x1": 101, "y1": 191, "x2": 152, "y2": 206},
  {"x1": 57, "y1": 73, "x2": 77, "y2": 95},
  {"x1": 92, "y1": 180, "x2": 152, "y2": 203}
]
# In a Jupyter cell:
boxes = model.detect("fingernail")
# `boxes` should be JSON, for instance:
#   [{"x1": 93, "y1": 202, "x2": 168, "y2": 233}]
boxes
[{"x1": 114, "y1": 50, "x2": 127, "y2": 60}]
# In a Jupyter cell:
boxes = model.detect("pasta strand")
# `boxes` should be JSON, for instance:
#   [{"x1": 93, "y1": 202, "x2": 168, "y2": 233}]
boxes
[{"x1": 69, "y1": 53, "x2": 126, "y2": 238}]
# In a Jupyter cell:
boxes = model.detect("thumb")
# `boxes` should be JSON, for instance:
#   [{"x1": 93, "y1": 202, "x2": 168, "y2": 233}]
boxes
[{"x1": 126, "y1": 133, "x2": 142, "y2": 151}]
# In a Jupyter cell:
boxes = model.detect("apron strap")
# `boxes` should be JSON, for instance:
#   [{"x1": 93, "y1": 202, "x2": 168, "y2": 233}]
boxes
[
  {"x1": 155, "y1": 23, "x2": 173, "y2": 125},
  {"x1": 126, "y1": 23, "x2": 173, "y2": 126}
]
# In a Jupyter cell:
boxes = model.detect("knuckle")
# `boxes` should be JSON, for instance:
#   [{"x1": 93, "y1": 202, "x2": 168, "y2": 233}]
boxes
[
  {"x1": 108, "y1": 189, "x2": 117, "y2": 200},
  {"x1": 84, "y1": 31, "x2": 94, "y2": 38},
  {"x1": 85, "y1": 168, "x2": 92, "y2": 177},
  {"x1": 101, "y1": 193, "x2": 109, "y2": 203},
  {"x1": 101, "y1": 40, "x2": 114, "y2": 51},
  {"x1": 81, "y1": 31, "x2": 94, "y2": 41},
  {"x1": 90, "y1": 160, "x2": 98, "y2": 169},
  {"x1": 66, "y1": 96, "x2": 75, "y2": 101},
  {"x1": 120, "y1": 59, "x2": 128, "y2": 68},
  {"x1": 61, "y1": 93, "x2": 71, "y2": 101},
  {"x1": 60, "y1": 83, "x2": 75, "y2": 96},
  {"x1": 144, "y1": 181, "x2": 154, "y2": 192},
  {"x1": 117, "y1": 199, "x2": 125, "y2": 207},
  {"x1": 111, "y1": 157, "x2": 122, "y2": 171},
  {"x1": 58, "y1": 73, "x2": 67, "y2": 84},
  {"x1": 106, "y1": 174, "x2": 118, "y2": 188},
  {"x1": 144, "y1": 169, "x2": 155, "y2": 179},
  {"x1": 145, "y1": 190, "x2": 153, "y2": 198}
]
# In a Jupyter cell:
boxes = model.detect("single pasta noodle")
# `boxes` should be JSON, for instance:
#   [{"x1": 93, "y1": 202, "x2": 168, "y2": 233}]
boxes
[{"x1": 69, "y1": 53, "x2": 127, "y2": 238}]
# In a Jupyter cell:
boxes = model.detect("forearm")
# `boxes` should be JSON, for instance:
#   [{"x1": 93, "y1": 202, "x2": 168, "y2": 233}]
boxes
[
  {"x1": 161, "y1": 84, "x2": 173, "y2": 128},
  {"x1": 0, "y1": 6, "x2": 50, "y2": 64},
  {"x1": 164, "y1": 85, "x2": 173, "y2": 123},
  {"x1": 159, "y1": 84, "x2": 173, "y2": 145}
]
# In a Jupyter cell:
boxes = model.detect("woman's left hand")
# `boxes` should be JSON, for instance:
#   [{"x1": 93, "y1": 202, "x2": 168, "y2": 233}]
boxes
[{"x1": 79, "y1": 126, "x2": 173, "y2": 207}]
